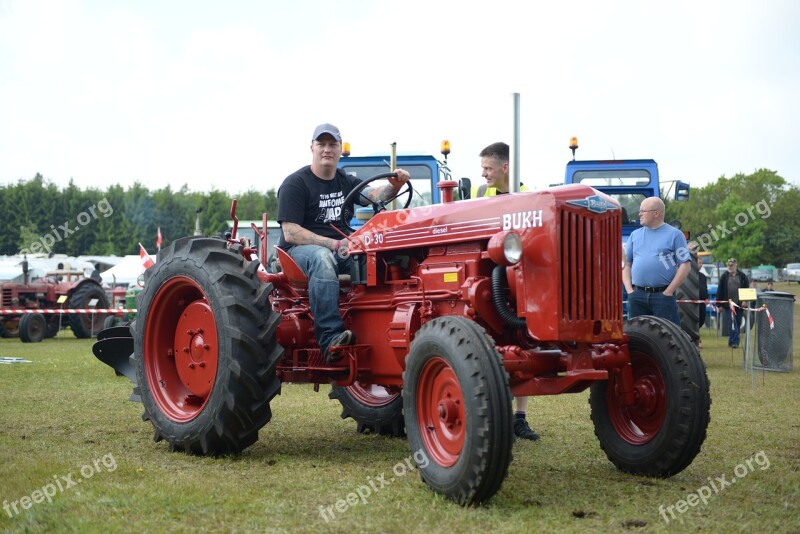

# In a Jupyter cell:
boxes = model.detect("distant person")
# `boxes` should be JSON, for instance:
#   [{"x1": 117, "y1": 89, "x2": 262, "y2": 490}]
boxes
[
  {"x1": 474, "y1": 142, "x2": 537, "y2": 442},
  {"x1": 623, "y1": 197, "x2": 691, "y2": 326},
  {"x1": 717, "y1": 258, "x2": 749, "y2": 349},
  {"x1": 766, "y1": 281, "x2": 774, "y2": 291}
]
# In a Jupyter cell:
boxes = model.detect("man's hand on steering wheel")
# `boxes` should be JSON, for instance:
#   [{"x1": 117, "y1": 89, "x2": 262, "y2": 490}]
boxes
[
  {"x1": 338, "y1": 170, "x2": 415, "y2": 233},
  {"x1": 387, "y1": 168, "x2": 411, "y2": 190}
]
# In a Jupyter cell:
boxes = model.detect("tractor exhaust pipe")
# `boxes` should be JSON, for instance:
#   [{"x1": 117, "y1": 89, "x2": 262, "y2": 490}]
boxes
[{"x1": 491, "y1": 265, "x2": 526, "y2": 330}]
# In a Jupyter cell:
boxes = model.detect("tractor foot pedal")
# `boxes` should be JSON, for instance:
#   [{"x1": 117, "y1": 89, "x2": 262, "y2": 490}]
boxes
[{"x1": 325, "y1": 330, "x2": 356, "y2": 364}]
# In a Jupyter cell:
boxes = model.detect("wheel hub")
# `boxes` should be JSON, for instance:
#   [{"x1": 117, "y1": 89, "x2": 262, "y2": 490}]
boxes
[
  {"x1": 634, "y1": 378, "x2": 659, "y2": 416},
  {"x1": 417, "y1": 357, "x2": 465, "y2": 467},
  {"x1": 174, "y1": 301, "x2": 217, "y2": 398},
  {"x1": 608, "y1": 352, "x2": 666, "y2": 445},
  {"x1": 437, "y1": 397, "x2": 461, "y2": 429}
]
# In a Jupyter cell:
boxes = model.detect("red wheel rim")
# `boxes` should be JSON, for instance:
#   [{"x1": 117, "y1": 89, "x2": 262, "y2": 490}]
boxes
[
  {"x1": 347, "y1": 382, "x2": 399, "y2": 407},
  {"x1": 144, "y1": 276, "x2": 219, "y2": 422},
  {"x1": 607, "y1": 351, "x2": 666, "y2": 444},
  {"x1": 416, "y1": 357, "x2": 465, "y2": 467}
]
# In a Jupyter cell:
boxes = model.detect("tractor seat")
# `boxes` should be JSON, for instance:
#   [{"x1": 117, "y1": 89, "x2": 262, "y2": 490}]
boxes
[{"x1": 274, "y1": 247, "x2": 351, "y2": 288}]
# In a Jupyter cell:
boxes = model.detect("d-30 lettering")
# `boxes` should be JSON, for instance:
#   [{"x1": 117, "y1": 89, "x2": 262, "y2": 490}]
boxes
[{"x1": 502, "y1": 210, "x2": 543, "y2": 230}]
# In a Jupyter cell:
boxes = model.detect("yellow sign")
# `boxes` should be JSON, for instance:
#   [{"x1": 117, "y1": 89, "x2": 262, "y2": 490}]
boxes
[
  {"x1": 443, "y1": 272, "x2": 458, "y2": 283},
  {"x1": 738, "y1": 288, "x2": 757, "y2": 301}
]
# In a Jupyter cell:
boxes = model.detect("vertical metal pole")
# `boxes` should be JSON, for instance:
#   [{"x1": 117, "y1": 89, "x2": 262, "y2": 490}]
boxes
[
  {"x1": 390, "y1": 142, "x2": 398, "y2": 208},
  {"x1": 511, "y1": 93, "x2": 521, "y2": 193},
  {"x1": 743, "y1": 306, "x2": 752, "y2": 385}
]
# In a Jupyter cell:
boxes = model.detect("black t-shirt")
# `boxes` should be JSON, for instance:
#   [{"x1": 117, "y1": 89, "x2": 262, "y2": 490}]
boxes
[{"x1": 276, "y1": 166, "x2": 364, "y2": 249}]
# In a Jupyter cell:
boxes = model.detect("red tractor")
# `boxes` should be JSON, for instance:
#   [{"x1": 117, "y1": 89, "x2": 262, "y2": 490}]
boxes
[
  {"x1": 1, "y1": 259, "x2": 110, "y2": 342},
  {"x1": 93, "y1": 176, "x2": 710, "y2": 505}
]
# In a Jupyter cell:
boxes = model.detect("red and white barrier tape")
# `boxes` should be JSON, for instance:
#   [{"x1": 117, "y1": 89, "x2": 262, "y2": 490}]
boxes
[
  {"x1": 675, "y1": 299, "x2": 775, "y2": 330},
  {"x1": 0, "y1": 309, "x2": 137, "y2": 315},
  {"x1": 729, "y1": 300, "x2": 774, "y2": 330}
]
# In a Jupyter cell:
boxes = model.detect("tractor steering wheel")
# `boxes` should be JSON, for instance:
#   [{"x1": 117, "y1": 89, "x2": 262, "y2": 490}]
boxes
[{"x1": 339, "y1": 172, "x2": 414, "y2": 233}]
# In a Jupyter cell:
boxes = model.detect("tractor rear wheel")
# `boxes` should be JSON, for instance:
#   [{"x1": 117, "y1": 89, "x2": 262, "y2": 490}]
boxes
[
  {"x1": 133, "y1": 237, "x2": 283, "y2": 455},
  {"x1": 589, "y1": 316, "x2": 711, "y2": 477},
  {"x1": 403, "y1": 316, "x2": 513, "y2": 505},
  {"x1": 68, "y1": 282, "x2": 109, "y2": 338},
  {"x1": 19, "y1": 313, "x2": 46, "y2": 343},
  {"x1": 329, "y1": 383, "x2": 405, "y2": 436}
]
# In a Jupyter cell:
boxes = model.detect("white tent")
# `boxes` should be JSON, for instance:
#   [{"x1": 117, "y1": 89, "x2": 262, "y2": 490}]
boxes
[{"x1": 100, "y1": 255, "x2": 152, "y2": 287}]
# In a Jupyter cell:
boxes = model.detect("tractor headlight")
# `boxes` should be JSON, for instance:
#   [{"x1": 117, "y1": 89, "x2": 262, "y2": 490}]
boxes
[{"x1": 488, "y1": 232, "x2": 523, "y2": 266}]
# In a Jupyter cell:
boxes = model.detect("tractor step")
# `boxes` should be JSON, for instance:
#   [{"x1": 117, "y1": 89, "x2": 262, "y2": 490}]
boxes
[{"x1": 276, "y1": 345, "x2": 369, "y2": 386}]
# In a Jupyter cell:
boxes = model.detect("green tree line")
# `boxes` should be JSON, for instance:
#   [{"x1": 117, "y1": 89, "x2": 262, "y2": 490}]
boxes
[
  {"x1": 0, "y1": 174, "x2": 278, "y2": 256},
  {"x1": 2, "y1": 170, "x2": 798, "y2": 268},
  {"x1": 665, "y1": 169, "x2": 800, "y2": 267}
]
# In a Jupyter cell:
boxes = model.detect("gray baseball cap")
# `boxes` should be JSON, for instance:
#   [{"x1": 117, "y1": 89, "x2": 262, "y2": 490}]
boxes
[{"x1": 312, "y1": 123, "x2": 342, "y2": 142}]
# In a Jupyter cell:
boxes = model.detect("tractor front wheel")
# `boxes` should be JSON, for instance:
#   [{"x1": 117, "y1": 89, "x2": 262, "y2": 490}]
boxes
[
  {"x1": 329, "y1": 383, "x2": 405, "y2": 436},
  {"x1": 133, "y1": 237, "x2": 283, "y2": 455},
  {"x1": 19, "y1": 313, "x2": 46, "y2": 343},
  {"x1": 589, "y1": 315, "x2": 711, "y2": 477},
  {"x1": 403, "y1": 316, "x2": 513, "y2": 505}
]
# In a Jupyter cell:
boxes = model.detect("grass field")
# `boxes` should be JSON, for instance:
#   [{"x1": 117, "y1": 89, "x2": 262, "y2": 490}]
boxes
[{"x1": 1, "y1": 284, "x2": 799, "y2": 533}]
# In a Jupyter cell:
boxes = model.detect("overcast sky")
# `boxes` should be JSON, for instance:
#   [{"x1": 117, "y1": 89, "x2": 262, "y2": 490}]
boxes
[{"x1": 1, "y1": 0, "x2": 798, "y2": 195}]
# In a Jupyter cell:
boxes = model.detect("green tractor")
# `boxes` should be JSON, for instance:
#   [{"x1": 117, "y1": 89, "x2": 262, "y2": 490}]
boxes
[{"x1": 102, "y1": 285, "x2": 142, "y2": 330}]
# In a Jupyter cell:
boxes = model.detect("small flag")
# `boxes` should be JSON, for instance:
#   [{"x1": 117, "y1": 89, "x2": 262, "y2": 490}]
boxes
[
  {"x1": 157, "y1": 227, "x2": 163, "y2": 251},
  {"x1": 139, "y1": 242, "x2": 155, "y2": 270}
]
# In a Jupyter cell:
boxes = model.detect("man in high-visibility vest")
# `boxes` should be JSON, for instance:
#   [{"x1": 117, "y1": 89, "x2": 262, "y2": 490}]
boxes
[
  {"x1": 474, "y1": 142, "x2": 537, "y2": 441},
  {"x1": 472, "y1": 142, "x2": 528, "y2": 197}
]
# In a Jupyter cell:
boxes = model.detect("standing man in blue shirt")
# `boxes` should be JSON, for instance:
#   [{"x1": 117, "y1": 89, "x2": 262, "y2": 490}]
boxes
[{"x1": 623, "y1": 197, "x2": 691, "y2": 325}]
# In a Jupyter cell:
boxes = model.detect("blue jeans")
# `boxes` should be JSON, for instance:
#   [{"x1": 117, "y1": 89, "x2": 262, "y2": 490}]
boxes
[
  {"x1": 627, "y1": 289, "x2": 681, "y2": 326},
  {"x1": 728, "y1": 306, "x2": 742, "y2": 347},
  {"x1": 287, "y1": 244, "x2": 351, "y2": 353}
]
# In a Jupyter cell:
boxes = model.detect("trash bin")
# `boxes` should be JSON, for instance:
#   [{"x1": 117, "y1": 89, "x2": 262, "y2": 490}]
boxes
[{"x1": 754, "y1": 291, "x2": 795, "y2": 372}]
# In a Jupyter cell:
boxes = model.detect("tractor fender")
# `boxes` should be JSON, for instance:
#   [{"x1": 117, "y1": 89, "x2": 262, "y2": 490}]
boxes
[
  {"x1": 388, "y1": 302, "x2": 421, "y2": 369},
  {"x1": 67, "y1": 278, "x2": 106, "y2": 297}
]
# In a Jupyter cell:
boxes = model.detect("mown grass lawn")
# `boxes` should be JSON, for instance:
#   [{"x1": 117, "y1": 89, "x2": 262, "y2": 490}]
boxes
[{"x1": 1, "y1": 283, "x2": 798, "y2": 533}]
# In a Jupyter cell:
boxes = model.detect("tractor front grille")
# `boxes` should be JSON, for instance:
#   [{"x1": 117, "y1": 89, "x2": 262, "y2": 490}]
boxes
[
  {"x1": 559, "y1": 208, "x2": 622, "y2": 327},
  {"x1": 1, "y1": 289, "x2": 12, "y2": 308}
]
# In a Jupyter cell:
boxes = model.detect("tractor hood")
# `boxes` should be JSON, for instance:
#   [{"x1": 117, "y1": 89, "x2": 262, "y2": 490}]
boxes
[{"x1": 352, "y1": 184, "x2": 624, "y2": 343}]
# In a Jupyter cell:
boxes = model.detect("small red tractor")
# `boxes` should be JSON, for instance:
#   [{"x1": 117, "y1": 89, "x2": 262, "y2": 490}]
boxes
[
  {"x1": 93, "y1": 175, "x2": 710, "y2": 505},
  {"x1": 1, "y1": 259, "x2": 110, "y2": 342}
]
